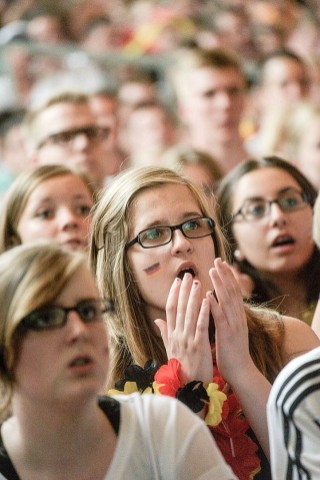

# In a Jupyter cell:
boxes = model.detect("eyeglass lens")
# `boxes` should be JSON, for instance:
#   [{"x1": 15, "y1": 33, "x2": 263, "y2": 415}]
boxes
[
  {"x1": 236, "y1": 189, "x2": 307, "y2": 221},
  {"x1": 20, "y1": 299, "x2": 112, "y2": 331},
  {"x1": 138, "y1": 217, "x2": 214, "y2": 248},
  {"x1": 38, "y1": 126, "x2": 110, "y2": 149}
]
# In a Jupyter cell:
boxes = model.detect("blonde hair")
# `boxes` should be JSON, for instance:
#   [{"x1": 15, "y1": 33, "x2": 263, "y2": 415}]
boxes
[
  {"x1": 90, "y1": 165, "x2": 285, "y2": 386},
  {"x1": 169, "y1": 46, "x2": 245, "y2": 103},
  {"x1": 0, "y1": 164, "x2": 95, "y2": 253},
  {"x1": 24, "y1": 92, "x2": 89, "y2": 147},
  {"x1": 0, "y1": 242, "x2": 86, "y2": 421}
]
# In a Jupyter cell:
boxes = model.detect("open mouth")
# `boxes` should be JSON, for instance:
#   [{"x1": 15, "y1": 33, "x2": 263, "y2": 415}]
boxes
[
  {"x1": 272, "y1": 235, "x2": 295, "y2": 248},
  {"x1": 70, "y1": 356, "x2": 92, "y2": 367},
  {"x1": 177, "y1": 267, "x2": 196, "y2": 280}
]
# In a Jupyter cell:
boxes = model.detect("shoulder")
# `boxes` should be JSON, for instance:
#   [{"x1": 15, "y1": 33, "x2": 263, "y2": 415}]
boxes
[
  {"x1": 269, "y1": 346, "x2": 320, "y2": 407},
  {"x1": 114, "y1": 392, "x2": 213, "y2": 441},
  {"x1": 267, "y1": 347, "x2": 320, "y2": 480},
  {"x1": 282, "y1": 315, "x2": 320, "y2": 363},
  {"x1": 115, "y1": 392, "x2": 198, "y2": 421}
]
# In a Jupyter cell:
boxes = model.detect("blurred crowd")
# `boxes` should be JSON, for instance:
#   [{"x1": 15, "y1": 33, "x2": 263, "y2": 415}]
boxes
[
  {"x1": 0, "y1": 0, "x2": 320, "y2": 194},
  {"x1": 1, "y1": 2, "x2": 320, "y2": 479}
]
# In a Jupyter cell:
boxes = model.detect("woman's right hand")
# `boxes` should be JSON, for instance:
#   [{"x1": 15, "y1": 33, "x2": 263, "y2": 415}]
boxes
[{"x1": 155, "y1": 273, "x2": 213, "y2": 385}]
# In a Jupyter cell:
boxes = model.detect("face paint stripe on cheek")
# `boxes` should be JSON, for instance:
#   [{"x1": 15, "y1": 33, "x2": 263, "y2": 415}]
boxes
[{"x1": 144, "y1": 262, "x2": 161, "y2": 276}]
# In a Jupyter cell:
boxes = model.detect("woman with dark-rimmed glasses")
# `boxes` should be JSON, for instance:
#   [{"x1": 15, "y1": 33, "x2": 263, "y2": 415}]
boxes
[
  {"x1": 0, "y1": 242, "x2": 235, "y2": 480},
  {"x1": 90, "y1": 165, "x2": 320, "y2": 480},
  {"x1": 217, "y1": 155, "x2": 320, "y2": 325}
]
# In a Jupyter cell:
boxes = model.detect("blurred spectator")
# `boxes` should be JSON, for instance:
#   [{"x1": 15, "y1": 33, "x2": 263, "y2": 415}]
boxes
[
  {"x1": 248, "y1": 1, "x2": 296, "y2": 59},
  {"x1": 245, "y1": 49, "x2": 311, "y2": 156},
  {"x1": 23, "y1": 92, "x2": 114, "y2": 191},
  {"x1": 124, "y1": 100, "x2": 179, "y2": 166},
  {"x1": 89, "y1": 88, "x2": 126, "y2": 180},
  {"x1": 0, "y1": 164, "x2": 94, "y2": 253},
  {"x1": 80, "y1": 15, "x2": 125, "y2": 53},
  {"x1": 0, "y1": 109, "x2": 28, "y2": 194},
  {"x1": 294, "y1": 107, "x2": 320, "y2": 191},
  {"x1": 203, "y1": 4, "x2": 256, "y2": 63},
  {"x1": 123, "y1": 3, "x2": 196, "y2": 55},
  {"x1": 168, "y1": 46, "x2": 250, "y2": 175},
  {"x1": 21, "y1": 5, "x2": 73, "y2": 44},
  {"x1": 117, "y1": 70, "x2": 160, "y2": 151},
  {"x1": 161, "y1": 144, "x2": 223, "y2": 196}
]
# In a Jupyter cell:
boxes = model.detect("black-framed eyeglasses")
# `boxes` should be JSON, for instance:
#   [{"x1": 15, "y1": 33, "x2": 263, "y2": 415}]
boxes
[
  {"x1": 126, "y1": 216, "x2": 215, "y2": 249},
  {"x1": 37, "y1": 126, "x2": 111, "y2": 149},
  {"x1": 232, "y1": 188, "x2": 310, "y2": 223},
  {"x1": 20, "y1": 298, "x2": 114, "y2": 331}
]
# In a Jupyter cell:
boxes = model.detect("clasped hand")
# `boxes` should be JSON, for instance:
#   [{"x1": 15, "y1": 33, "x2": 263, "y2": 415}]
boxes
[{"x1": 155, "y1": 258, "x2": 252, "y2": 387}]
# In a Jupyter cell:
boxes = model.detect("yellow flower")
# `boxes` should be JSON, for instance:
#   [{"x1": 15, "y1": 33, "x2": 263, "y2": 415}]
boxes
[
  {"x1": 109, "y1": 381, "x2": 153, "y2": 396},
  {"x1": 205, "y1": 383, "x2": 227, "y2": 427}
]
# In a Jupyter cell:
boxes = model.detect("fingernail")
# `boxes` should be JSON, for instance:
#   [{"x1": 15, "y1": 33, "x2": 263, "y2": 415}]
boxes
[{"x1": 193, "y1": 280, "x2": 199, "y2": 288}]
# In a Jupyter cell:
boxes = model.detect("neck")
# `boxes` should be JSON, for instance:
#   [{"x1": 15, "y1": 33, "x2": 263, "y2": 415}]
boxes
[
  {"x1": 145, "y1": 304, "x2": 165, "y2": 337},
  {"x1": 11, "y1": 393, "x2": 103, "y2": 450},
  {"x1": 3, "y1": 394, "x2": 115, "y2": 479},
  {"x1": 264, "y1": 272, "x2": 309, "y2": 319}
]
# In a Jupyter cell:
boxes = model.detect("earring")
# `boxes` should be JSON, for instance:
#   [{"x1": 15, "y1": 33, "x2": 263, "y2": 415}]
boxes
[{"x1": 234, "y1": 249, "x2": 244, "y2": 261}]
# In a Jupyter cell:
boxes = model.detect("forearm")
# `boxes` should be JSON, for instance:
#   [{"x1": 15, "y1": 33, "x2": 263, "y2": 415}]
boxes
[{"x1": 229, "y1": 364, "x2": 271, "y2": 460}]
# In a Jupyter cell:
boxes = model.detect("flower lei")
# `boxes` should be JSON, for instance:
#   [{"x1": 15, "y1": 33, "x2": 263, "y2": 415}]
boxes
[{"x1": 109, "y1": 358, "x2": 262, "y2": 480}]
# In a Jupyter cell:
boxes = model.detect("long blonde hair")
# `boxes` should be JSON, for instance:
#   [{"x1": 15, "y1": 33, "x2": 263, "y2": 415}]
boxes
[{"x1": 90, "y1": 165, "x2": 284, "y2": 385}]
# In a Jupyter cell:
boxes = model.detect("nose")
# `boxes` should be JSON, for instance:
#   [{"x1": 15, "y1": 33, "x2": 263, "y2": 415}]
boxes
[
  {"x1": 268, "y1": 201, "x2": 287, "y2": 227},
  {"x1": 213, "y1": 90, "x2": 233, "y2": 109},
  {"x1": 65, "y1": 311, "x2": 89, "y2": 343},
  {"x1": 72, "y1": 132, "x2": 91, "y2": 150},
  {"x1": 170, "y1": 229, "x2": 193, "y2": 254},
  {"x1": 60, "y1": 208, "x2": 80, "y2": 230}
]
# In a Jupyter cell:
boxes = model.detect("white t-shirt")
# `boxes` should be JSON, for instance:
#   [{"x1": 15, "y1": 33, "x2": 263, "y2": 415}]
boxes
[
  {"x1": 106, "y1": 393, "x2": 237, "y2": 480},
  {"x1": 267, "y1": 346, "x2": 320, "y2": 480}
]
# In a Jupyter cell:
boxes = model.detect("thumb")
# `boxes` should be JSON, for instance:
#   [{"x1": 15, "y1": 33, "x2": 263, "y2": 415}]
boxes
[{"x1": 154, "y1": 318, "x2": 168, "y2": 350}]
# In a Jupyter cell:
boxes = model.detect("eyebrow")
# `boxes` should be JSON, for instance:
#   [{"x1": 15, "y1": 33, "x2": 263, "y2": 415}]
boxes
[
  {"x1": 28, "y1": 193, "x2": 92, "y2": 205},
  {"x1": 139, "y1": 211, "x2": 204, "y2": 230},
  {"x1": 241, "y1": 186, "x2": 302, "y2": 202}
]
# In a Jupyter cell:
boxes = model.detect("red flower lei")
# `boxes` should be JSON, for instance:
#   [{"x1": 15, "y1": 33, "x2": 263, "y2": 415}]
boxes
[{"x1": 154, "y1": 359, "x2": 261, "y2": 480}]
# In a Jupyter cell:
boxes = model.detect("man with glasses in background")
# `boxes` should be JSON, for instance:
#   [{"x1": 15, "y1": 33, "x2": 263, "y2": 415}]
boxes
[{"x1": 24, "y1": 92, "x2": 121, "y2": 191}]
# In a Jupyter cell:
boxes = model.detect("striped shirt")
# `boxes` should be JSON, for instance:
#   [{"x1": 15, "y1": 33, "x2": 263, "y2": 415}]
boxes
[{"x1": 267, "y1": 346, "x2": 320, "y2": 479}]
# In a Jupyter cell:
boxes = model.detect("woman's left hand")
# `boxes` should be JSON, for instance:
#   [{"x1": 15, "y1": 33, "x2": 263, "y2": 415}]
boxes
[{"x1": 207, "y1": 258, "x2": 253, "y2": 386}]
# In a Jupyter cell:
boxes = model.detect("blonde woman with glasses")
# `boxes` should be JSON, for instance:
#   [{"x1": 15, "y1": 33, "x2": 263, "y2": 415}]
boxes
[
  {"x1": 90, "y1": 165, "x2": 319, "y2": 480},
  {"x1": 0, "y1": 242, "x2": 235, "y2": 480}
]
